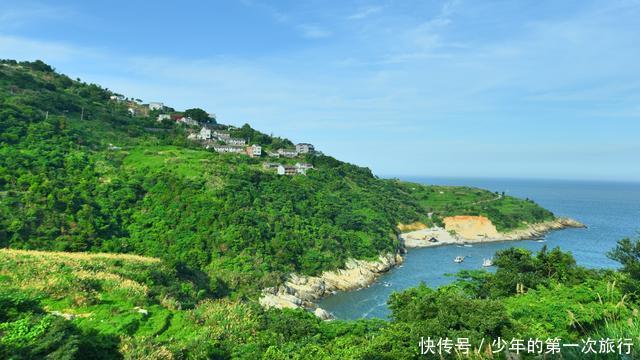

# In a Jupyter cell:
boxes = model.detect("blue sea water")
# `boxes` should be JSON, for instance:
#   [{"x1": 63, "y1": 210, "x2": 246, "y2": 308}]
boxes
[{"x1": 317, "y1": 177, "x2": 640, "y2": 320}]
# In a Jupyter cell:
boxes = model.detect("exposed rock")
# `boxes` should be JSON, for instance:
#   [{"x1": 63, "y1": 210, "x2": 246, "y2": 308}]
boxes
[
  {"x1": 443, "y1": 215, "x2": 500, "y2": 240},
  {"x1": 313, "y1": 307, "x2": 334, "y2": 321},
  {"x1": 402, "y1": 217, "x2": 586, "y2": 248},
  {"x1": 259, "y1": 252, "x2": 402, "y2": 318}
]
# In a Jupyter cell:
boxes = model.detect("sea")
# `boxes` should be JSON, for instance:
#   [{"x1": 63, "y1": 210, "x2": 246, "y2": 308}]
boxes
[{"x1": 317, "y1": 177, "x2": 640, "y2": 320}]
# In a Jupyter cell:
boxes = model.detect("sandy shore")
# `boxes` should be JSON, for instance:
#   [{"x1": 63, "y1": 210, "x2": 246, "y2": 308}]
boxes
[{"x1": 401, "y1": 217, "x2": 585, "y2": 248}]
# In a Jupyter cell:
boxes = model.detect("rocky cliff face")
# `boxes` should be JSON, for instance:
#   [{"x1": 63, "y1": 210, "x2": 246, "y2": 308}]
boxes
[{"x1": 259, "y1": 252, "x2": 403, "y2": 319}]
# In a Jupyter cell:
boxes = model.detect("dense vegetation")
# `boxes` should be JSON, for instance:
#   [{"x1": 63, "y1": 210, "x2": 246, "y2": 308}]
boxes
[
  {"x1": 0, "y1": 60, "x2": 553, "y2": 296},
  {"x1": 2, "y1": 240, "x2": 640, "y2": 359},
  {"x1": 2, "y1": 60, "x2": 619, "y2": 359}
]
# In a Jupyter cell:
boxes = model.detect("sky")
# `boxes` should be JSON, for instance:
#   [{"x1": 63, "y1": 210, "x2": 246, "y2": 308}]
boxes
[{"x1": 1, "y1": 0, "x2": 639, "y2": 181}]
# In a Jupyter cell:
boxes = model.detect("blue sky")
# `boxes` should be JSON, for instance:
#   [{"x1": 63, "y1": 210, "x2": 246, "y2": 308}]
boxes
[{"x1": 1, "y1": 0, "x2": 639, "y2": 181}]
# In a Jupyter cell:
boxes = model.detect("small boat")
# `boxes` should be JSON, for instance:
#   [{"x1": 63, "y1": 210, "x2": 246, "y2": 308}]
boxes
[
  {"x1": 482, "y1": 258, "x2": 494, "y2": 267},
  {"x1": 463, "y1": 244, "x2": 473, "y2": 248},
  {"x1": 383, "y1": 282, "x2": 392, "y2": 287},
  {"x1": 453, "y1": 256, "x2": 465, "y2": 263},
  {"x1": 535, "y1": 239, "x2": 546, "y2": 243}
]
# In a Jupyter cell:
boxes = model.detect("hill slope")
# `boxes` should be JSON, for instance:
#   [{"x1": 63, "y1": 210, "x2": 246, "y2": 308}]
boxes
[{"x1": 0, "y1": 60, "x2": 555, "y2": 297}]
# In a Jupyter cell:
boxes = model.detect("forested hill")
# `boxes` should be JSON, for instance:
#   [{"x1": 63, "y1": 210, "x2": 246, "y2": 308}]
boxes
[{"x1": 0, "y1": 60, "x2": 554, "y2": 296}]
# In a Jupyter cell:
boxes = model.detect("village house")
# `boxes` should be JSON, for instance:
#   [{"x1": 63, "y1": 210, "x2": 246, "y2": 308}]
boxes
[
  {"x1": 213, "y1": 130, "x2": 231, "y2": 141},
  {"x1": 211, "y1": 145, "x2": 245, "y2": 154},
  {"x1": 277, "y1": 165, "x2": 298, "y2": 176},
  {"x1": 262, "y1": 162, "x2": 280, "y2": 170},
  {"x1": 157, "y1": 114, "x2": 171, "y2": 122},
  {"x1": 295, "y1": 163, "x2": 314, "y2": 175},
  {"x1": 295, "y1": 143, "x2": 315, "y2": 154},
  {"x1": 197, "y1": 127, "x2": 212, "y2": 140},
  {"x1": 178, "y1": 117, "x2": 199, "y2": 126},
  {"x1": 247, "y1": 144, "x2": 262, "y2": 158},
  {"x1": 109, "y1": 95, "x2": 124, "y2": 102},
  {"x1": 227, "y1": 138, "x2": 246, "y2": 146},
  {"x1": 148, "y1": 102, "x2": 164, "y2": 111},
  {"x1": 277, "y1": 148, "x2": 298, "y2": 158},
  {"x1": 268, "y1": 151, "x2": 280, "y2": 158},
  {"x1": 128, "y1": 108, "x2": 136, "y2": 116}
]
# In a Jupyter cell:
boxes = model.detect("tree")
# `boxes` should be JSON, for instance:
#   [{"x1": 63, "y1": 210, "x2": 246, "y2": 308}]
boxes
[
  {"x1": 184, "y1": 108, "x2": 214, "y2": 123},
  {"x1": 607, "y1": 237, "x2": 640, "y2": 295}
]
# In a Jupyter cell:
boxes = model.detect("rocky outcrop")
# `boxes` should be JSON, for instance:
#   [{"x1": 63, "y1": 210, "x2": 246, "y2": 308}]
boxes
[
  {"x1": 259, "y1": 252, "x2": 403, "y2": 319},
  {"x1": 402, "y1": 216, "x2": 586, "y2": 248},
  {"x1": 499, "y1": 217, "x2": 585, "y2": 240}
]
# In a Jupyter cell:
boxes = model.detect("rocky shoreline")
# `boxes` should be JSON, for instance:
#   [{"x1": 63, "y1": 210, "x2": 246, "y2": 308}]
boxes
[
  {"x1": 402, "y1": 217, "x2": 585, "y2": 248},
  {"x1": 259, "y1": 217, "x2": 585, "y2": 319},
  {"x1": 259, "y1": 253, "x2": 403, "y2": 320}
]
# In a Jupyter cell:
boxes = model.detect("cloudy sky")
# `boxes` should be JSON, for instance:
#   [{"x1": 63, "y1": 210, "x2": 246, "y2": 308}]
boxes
[{"x1": 1, "y1": 0, "x2": 639, "y2": 181}]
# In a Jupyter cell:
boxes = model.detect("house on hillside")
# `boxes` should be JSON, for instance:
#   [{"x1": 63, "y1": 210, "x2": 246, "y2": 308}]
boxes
[
  {"x1": 211, "y1": 145, "x2": 245, "y2": 154},
  {"x1": 268, "y1": 152, "x2": 280, "y2": 158},
  {"x1": 148, "y1": 102, "x2": 164, "y2": 111},
  {"x1": 213, "y1": 130, "x2": 231, "y2": 141},
  {"x1": 128, "y1": 108, "x2": 136, "y2": 116},
  {"x1": 178, "y1": 117, "x2": 199, "y2": 126},
  {"x1": 295, "y1": 143, "x2": 315, "y2": 154},
  {"x1": 262, "y1": 162, "x2": 280, "y2": 170},
  {"x1": 277, "y1": 165, "x2": 297, "y2": 176},
  {"x1": 110, "y1": 95, "x2": 125, "y2": 102},
  {"x1": 247, "y1": 144, "x2": 262, "y2": 158},
  {"x1": 277, "y1": 148, "x2": 298, "y2": 158},
  {"x1": 295, "y1": 162, "x2": 314, "y2": 175},
  {"x1": 227, "y1": 138, "x2": 246, "y2": 146},
  {"x1": 157, "y1": 114, "x2": 171, "y2": 122},
  {"x1": 197, "y1": 127, "x2": 212, "y2": 140}
]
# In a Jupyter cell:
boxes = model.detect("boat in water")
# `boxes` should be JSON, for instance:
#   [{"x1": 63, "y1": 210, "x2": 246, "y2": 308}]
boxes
[
  {"x1": 463, "y1": 244, "x2": 473, "y2": 248},
  {"x1": 482, "y1": 258, "x2": 494, "y2": 267},
  {"x1": 454, "y1": 256, "x2": 465, "y2": 263}
]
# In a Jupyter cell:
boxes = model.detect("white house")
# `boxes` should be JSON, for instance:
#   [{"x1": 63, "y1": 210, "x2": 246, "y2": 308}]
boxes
[
  {"x1": 197, "y1": 127, "x2": 212, "y2": 140},
  {"x1": 149, "y1": 102, "x2": 164, "y2": 111},
  {"x1": 295, "y1": 163, "x2": 314, "y2": 175},
  {"x1": 227, "y1": 138, "x2": 246, "y2": 146},
  {"x1": 277, "y1": 165, "x2": 297, "y2": 176},
  {"x1": 128, "y1": 108, "x2": 136, "y2": 116},
  {"x1": 178, "y1": 117, "x2": 199, "y2": 126},
  {"x1": 277, "y1": 148, "x2": 298, "y2": 158},
  {"x1": 212, "y1": 145, "x2": 245, "y2": 154},
  {"x1": 157, "y1": 114, "x2": 171, "y2": 122},
  {"x1": 247, "y1": 144, "x2": 262, "y2": 158},
  {"x1": 295, "y1": 143, "x2": 315, "y2": 154},
  {"x1": 213, "y1": 131, "x2": 231, "y2": 141}
]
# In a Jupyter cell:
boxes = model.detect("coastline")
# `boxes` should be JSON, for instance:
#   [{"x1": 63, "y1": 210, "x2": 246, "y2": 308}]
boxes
[
  {"x1": 259, "y1": 253, "x2": 402, "y2": 320},
  {"x1": 259, "y1": 217, "x2": 585, "y2": 319},
  {"x1": 401, "y1": 217, "x2": 586, "y2": 248}
]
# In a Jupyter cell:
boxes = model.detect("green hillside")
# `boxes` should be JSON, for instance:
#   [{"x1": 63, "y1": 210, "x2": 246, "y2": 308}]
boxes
[
  {"x1": 0, "y1": 59, "x2": 555, "y2": 296},
  {"x1": 2, "y1": 60, "x2": 640, "y2": 359}
]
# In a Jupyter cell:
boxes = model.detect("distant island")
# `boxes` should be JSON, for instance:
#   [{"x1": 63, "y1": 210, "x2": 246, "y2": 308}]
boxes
[{"x1": 1, "y1": 60, "x2": 636, "y2": 359}]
